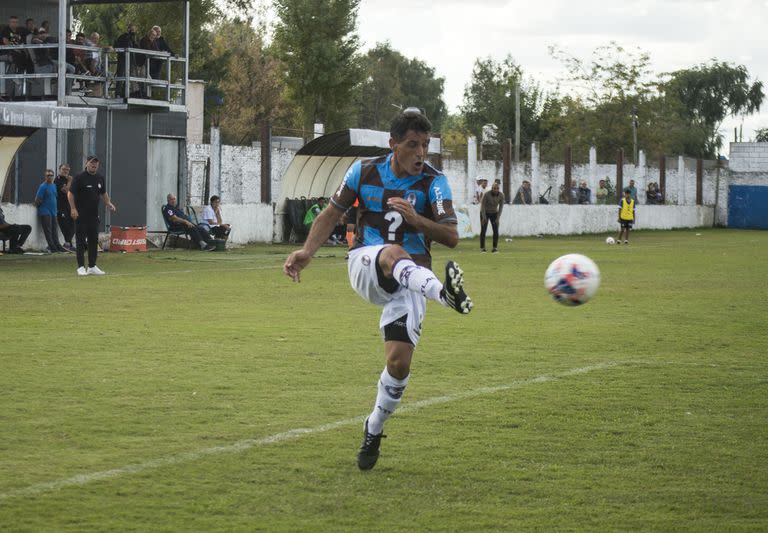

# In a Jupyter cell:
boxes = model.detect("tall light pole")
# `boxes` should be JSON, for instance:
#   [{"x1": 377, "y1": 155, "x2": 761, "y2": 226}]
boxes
[{"x1": 631, "y1": 105, "x2": 638, "y2": 165}]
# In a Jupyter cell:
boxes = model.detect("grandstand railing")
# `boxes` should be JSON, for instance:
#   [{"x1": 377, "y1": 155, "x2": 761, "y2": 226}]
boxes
[{"x1": 0, "y1": 43, "x2": 186, "y2": 110}]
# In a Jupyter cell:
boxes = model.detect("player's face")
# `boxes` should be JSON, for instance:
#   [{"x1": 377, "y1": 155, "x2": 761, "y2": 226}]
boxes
[{"x1": 390, "y1": 130, "x2": 430, "y2": 178}]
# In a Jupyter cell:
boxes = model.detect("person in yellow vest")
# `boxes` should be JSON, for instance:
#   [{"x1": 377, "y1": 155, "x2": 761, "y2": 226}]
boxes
[{"x1": 617, "y1": 187, "x2": 636, "y2": 244}]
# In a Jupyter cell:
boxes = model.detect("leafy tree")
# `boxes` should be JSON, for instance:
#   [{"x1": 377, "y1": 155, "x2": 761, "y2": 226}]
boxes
[
  {"x1": 439, "y1": 113, "x2": 471, "y2": 160},
  {"x1": 756, "y1": 128, "x2": 768, "y2": 142},
  {"x1": 211, "y1": 19, "x2": 285, "y2": 145},
  {"x1": 460, "y1": 55, "x2": 549, "y2": 159},
  {"x1": 663, "y1": 62, "x2": 764, "y2": 156},
  {"x1": 272, "y1": 0, "x2": 362, "y2": 133},
  {"x1": 356, "y1": 42, "x2": 446, "y2": 131}
]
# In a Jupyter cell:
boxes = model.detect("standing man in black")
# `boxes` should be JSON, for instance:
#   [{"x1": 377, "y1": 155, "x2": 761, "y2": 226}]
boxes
[
  {"x1": 67, "y1": 156, "x2": 116, "y2": 276},
  {"x1": 114, "y1": 24, "x2": 138, "y2": 98},
  {"x1": 54, "y1": 163, "x2": 75, "y2": 251}
]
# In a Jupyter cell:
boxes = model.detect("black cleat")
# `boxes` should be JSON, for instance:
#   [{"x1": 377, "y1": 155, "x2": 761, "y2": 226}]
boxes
[
  {"x1": 440, "y1": 261, "x2": 473, "y2": 314},
  {"x1": 357, "y1": 418, "x2": 385, "y2": 471}
]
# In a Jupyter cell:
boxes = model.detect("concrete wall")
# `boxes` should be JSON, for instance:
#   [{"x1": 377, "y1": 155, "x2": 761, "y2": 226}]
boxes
[
  {"x1": 729, "y1": 143, "x2": 768, "y2": 172},
  {"x1": 460, "y1": 204, "x2": 714, "y2": 238},
  {"x1": 187, "y1": 142, "x2": 294, "y2": 206},
  {"x1": 724, "y1": 142, "x2": 768, "y2": 227}
]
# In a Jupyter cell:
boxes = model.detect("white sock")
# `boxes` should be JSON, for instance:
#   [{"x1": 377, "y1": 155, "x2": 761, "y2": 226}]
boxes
[
  {"x1": 392, "y1": 259, "x2": 443, "y2": 302},
  {"x1": 367, "y1": 367, "x2": 410, "y2": 435}
]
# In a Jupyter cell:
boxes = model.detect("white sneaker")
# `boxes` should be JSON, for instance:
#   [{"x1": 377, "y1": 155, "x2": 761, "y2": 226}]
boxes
[
  {"x1": 77, "y1": 266, "x2": 89, "y2": 276},
  {"x1": 87, "y1": 266, "x2": 106, "y2": 275}
]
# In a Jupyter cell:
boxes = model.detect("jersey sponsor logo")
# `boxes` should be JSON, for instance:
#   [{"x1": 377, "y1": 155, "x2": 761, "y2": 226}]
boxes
[
  {"x1": 335, "y1": 174, "x2": 348, "y2": 198},
  {"x1": 433, "y1": 185, "x2": 445, "y2": 215}
]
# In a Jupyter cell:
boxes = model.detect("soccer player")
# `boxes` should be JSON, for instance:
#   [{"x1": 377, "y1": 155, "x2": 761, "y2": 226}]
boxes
[
  {"x1": 617, "y1": 187, "x2": 635, "y2": 244},
  {"x1": 283, "y1": 108, "x2": 473, "y2": 470}
]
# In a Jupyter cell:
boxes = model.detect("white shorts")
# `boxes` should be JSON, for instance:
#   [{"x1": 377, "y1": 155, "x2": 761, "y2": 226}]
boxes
[{"x1": 347, "y1": 245, "x2": 427, "y2": 346}]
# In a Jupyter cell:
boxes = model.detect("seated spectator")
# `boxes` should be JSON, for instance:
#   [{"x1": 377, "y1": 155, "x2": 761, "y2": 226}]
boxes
[
  {"x1": 559, "y1": 184, "x2": 577, "y2": 204},
  {"x1": 596, "y1": 179, "x2": 608, "y2": 204},
  {"x1": 0, "y1": 204, "x2": 32, "y2": 254},
  {"x1": 199, "y1": 195, "x2": 231, "y2": 239},
  {"x1": 71, "y1": 32, "x2": 89, "y2": 74},
  {"x1": 162, "y1": 193, "x2": 216, "y2": 251},
  {"x1": 30, "y1": 29, "x2": 54, "y2": 73},
  {"x1": 577, "y1": 180, "x2": 592, "y2": 204},
  {"x1": 646, "y1": 182, "x2": 664, "y2": 205},
  {"x1": 303, "y1": 197, "x2": 326, "y2": 232},
  {"x1": 35, "y1": 169, "x2": 66, "y2": 253},
  {"x1": 512, "y1": 180, "x2": 532, "y2": 205}
]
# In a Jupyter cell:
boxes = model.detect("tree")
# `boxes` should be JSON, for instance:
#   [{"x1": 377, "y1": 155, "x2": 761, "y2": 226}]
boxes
[
  {"x1": 211, "y1": 19, "x2": 285, "y2": 145},
  {"x1": 356, "y1": 42, "x2": 446, "y2": 131},
  {"x1": 756, "y1": 128, "x2": 768, "y2": 142},
  {"x1": 546, "y1": 42, "x2": 658, "y2": 162},
  {"x1": 460, "y1": 55, "x2": 549, "y2": 159},
  {"x1": 663, "y1": 62, "x2": 764, "y2": 156},
  {"x1": 272, "y1": 0, "x2": 362, "y2": 133}
]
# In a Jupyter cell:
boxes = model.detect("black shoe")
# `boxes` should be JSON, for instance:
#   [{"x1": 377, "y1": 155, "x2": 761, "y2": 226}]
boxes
[
  {"x1": 357, "y1": 418, "x2": 385, "y2": 471},
  {"x1": 440, "y1": 261, "x2": 473, "y2": 314},
  {"x1": 9, "y1": 246, "x2": 24, "y2": 254}
]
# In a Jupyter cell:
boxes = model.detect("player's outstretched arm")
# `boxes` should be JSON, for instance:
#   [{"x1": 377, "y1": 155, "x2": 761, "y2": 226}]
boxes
[{"x1": 283, "y1": 204, "x2": 345, "y2": 282}]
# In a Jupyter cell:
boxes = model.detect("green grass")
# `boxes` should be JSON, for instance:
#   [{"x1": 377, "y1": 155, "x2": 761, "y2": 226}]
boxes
[{"x1": 1, "y1": 228, "x2": 767, "y2": 531}]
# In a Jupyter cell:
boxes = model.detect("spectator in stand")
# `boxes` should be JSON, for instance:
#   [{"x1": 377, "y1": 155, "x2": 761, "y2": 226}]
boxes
[
  {"x1": 35, "y1": 169, "x2": 66, "y2": 253},
  {"x1": 512, "y1": 180, "x2": 532, "y2": 205},
  {"x1": 577, "y1": 180, "x2": 592, "y2": 204},
  {"x1": 85, "y1": 32, "x2": 110, "y2": 75},
  {"x1": 1, "y1": 16, "x2": 22, "y2": 46},
  {"x1": 199, "y1": 195, "x2": 231, "y2": 240},
  {"x1": 596, "y1": 179, "x2": 608, "y2": 204},
  {"x1": 0, "y1": 205, "x2": 32, "y2": 254},
  {"x1": 54, "y1": 163, "x2": 75, "y2": 251},
  {"x1": 21, "y1": 19, "x2": 37, "y2": 73},
  {"x1": 114, "y1": 24, "x2": 138, "y2": 97},
  {"x1": 162, "y1": 193, "x2": 216, "y2": 251},
  {"x1": 151, "y1": 25, "x2": 173, "y2": 80},
  {"x1": 71, "y1": 32, "x2": 89, "y2": 74},
  {"x1": 138, "y1": 28, "x2": 159, "y2": 97},
  {"x1": 1, "y1": 16, "x2": 26, "y2": 79}
]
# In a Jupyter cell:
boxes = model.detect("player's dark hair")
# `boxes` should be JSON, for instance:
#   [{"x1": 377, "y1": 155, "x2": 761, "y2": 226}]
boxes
[{"x1": 390, "y1": 107, "x2": 432, "y2": 142}]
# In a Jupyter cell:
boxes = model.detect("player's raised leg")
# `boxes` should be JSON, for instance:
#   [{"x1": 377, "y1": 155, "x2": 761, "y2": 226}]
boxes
[{"x1": 381, "y1": 245, "x2": 473, "y2": 314}]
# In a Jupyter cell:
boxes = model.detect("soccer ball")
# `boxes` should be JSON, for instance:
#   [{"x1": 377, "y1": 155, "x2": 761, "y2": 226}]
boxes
[
  {"x1": 605, "y1": 236, "x2": 615, "y2": 245},
  {"x1": 544, "y1": 254, "x2": 601, "y2": 306}
]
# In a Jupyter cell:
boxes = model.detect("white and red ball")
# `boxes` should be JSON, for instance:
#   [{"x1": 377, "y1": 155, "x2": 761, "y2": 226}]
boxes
[{"x1": 544, "y1": 254, "x2": 600, "y2": 306}]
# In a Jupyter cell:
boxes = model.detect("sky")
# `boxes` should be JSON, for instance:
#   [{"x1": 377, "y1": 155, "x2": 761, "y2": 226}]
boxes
[{"x1": 354, "y1": 0, "x2": 768, "y2": 153}]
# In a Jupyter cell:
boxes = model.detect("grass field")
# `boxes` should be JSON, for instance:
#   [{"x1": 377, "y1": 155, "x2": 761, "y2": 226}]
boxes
[{"x1": 1, "y1": 228, "x2": 767, "y2": 531}]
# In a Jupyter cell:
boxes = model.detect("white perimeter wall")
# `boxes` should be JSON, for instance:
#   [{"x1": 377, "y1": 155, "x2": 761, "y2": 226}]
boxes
[{"x1": 5, "y1": 143, "x2": 766, "y2": 250}]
